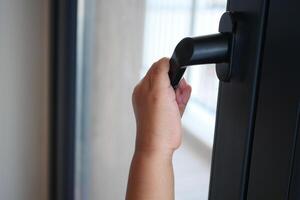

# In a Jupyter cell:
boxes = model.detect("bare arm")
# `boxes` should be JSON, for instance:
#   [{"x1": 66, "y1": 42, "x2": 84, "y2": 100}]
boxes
[
  {"x1": 126, "y1": 58, "x2": 192, "y2": 200},
  {"x1": 126, "y1": 150, "x2": 174, "y2": 200}
]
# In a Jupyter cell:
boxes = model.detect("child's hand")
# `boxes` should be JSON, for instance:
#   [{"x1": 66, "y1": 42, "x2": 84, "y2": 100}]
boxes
[
  {"x1": 127, "y1": 58, "x2": 192, "y2": 200},
  {"x1": 132, "y1": 58, "x2": 192, "y2": 155}
]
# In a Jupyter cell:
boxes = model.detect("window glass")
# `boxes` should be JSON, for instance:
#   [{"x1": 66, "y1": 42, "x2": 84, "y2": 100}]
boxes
[
  {"x1": 141, "y1": 2, "x2": 225, "y2": 198},
  {"x1": 76, "y1": 0, "x2": 226, "y2": 199}
]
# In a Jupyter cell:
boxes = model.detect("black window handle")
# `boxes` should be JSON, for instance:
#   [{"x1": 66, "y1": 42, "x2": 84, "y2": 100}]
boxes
[{"x1": 168, "y1": 12, "x2": 236, "y2": 88}]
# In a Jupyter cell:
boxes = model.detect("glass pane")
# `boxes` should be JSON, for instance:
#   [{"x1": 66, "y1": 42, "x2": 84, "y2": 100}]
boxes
[{"x1": 75, "y1": 0, "x2": 227, "y2": 199}]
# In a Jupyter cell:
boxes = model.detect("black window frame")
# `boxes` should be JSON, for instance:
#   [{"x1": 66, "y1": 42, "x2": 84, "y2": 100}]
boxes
[{"x1": 49, "y1": 0, "x2": 78, "y2": 200}]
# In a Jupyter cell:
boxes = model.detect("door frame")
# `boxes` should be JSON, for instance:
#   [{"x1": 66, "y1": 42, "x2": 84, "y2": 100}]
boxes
[{"x1": 209, "y1": 0, "x2": 270, "y2": 199}]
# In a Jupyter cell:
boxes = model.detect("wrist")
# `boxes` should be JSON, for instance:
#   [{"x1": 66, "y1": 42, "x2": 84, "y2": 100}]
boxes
[
  {"x1": 133, "y1": 147, "x2": 174, "y2": 161},
  {"x1": 135, "y1": 130, "x2": 181, "y2": 156}
]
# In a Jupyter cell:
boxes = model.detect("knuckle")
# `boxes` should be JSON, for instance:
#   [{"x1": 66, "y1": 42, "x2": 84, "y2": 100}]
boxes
[
  {"x1": 156, "y1": 57, "x2": 169, "y2": 68},
  {"x1": 160, "y1": 57, "x2": 169, "y2": 63},
  {"x1": 157, "y1": 57, "x2": 169, "y2": 68},
  {"x1": 132, "y1": 85, "x2": 140, "y2": 100},
  {"x1": 149, "y1": 90, "x2": 163, "y2": 104},
  {"x1": 149, "y1": 61, "x2": 159, "y2": 72},
  {"x1": 152, "y1": 65, "x2": 162, "y2": 76},
  {"x1": 149, "y1": 58, "x2": 170, "y2": 77}
]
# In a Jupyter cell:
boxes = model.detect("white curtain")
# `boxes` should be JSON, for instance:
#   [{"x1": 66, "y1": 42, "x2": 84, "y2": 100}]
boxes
[{"x1": 79, "y1": 1, "x2": 145, "y2": 199}]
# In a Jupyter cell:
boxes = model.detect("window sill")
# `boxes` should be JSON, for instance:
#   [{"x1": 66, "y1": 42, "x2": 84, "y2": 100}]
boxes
[{"x1": 182, "y1": 99, "x2": 216, "y2": 149}]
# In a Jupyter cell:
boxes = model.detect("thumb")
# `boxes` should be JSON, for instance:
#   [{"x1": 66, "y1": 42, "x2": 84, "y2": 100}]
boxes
[{"x1": 175, "y1": 79, "x2": 192, "y2": 117}]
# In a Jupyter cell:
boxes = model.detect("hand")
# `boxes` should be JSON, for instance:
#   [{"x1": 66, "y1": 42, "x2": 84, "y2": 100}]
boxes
[
  {"x1": 127, "y1": 58, "x2": 192, "y2": 200},
  {"x1": 132, "y1": 58, "x2": 192, "y2": 155}
]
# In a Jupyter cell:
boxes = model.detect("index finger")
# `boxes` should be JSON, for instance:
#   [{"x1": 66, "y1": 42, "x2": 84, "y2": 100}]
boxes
[{"x1": 147, "y1": 57, "x2": 171, "y2": 89}]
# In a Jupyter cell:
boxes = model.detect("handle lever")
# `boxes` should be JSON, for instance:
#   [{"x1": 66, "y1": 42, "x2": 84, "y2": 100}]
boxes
[{"x1": 168, "y1": 12, "x2": 236, "y2": 88}]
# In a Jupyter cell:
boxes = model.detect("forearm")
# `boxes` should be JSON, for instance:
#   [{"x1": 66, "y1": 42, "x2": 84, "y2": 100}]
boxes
[{"x1": 126, "y1": 150, "x2": 175, "y2": 200}]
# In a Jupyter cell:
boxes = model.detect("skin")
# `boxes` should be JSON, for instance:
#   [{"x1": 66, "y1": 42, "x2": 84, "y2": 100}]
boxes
[{"x1": 126, "y1": 58, "x2": 192, "y2": 200}]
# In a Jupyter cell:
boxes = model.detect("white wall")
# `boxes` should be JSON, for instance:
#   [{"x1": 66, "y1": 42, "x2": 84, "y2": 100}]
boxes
[
  {"x1": 0, "y1": 0, "x2": 49, "y2": 199},
  {"x1": 85, "y1": 1, "x2": 145, "y2": 199}
]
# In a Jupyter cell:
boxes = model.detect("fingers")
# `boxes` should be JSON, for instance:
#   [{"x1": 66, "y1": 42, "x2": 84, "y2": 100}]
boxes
[
  {"x1": 138, "y1": 58, "x2": 192, "y2": 118},
  {"x1": 144, "y1": 57, "x2": 171, "y2": 90},
  {"x1": 175, "y1": 78, "x2": 192, "y2": 117}
]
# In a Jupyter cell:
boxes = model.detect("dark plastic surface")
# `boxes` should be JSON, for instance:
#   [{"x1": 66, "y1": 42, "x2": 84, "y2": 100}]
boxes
[
  {"x1": 168, "y1": 12, "x2": 236, "y2": 88},
  {"x1": 209, "y1": 1, "x2": 270, "y2": 199},
  {"x1": 50, "y1": 0, "x2": 77, "y2": 200},
  {"x1": 246, "y1": 0, "x2": 300, "y2": 199},
  {"x1": 169, "y1": 33, "x2": 231, "y2": 88}
]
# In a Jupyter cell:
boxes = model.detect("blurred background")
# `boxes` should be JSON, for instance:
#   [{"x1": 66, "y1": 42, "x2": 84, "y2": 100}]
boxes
[
  {"x1": 0, "y1": 0, "x2": 49, "y2": 199},
  {"x1": 0, "y1": 0, "x2": 226, "y2": 199},
  {"x1": 75, "y1": 0, "x2": 226, "y2": 199}
]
